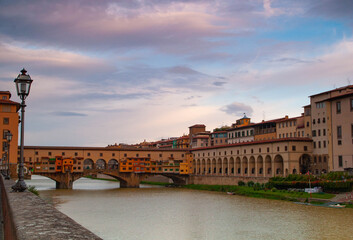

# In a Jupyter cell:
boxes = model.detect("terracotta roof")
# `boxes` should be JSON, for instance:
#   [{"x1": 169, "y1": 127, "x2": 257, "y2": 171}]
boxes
[
  {"x1": 0, "y1": 99, "x2": 20, "y2": 105},
  {"x1": 309, "y1": 85, "x2": 353, "y2": 97},
  {"x1": 191, "y1": 137, "x2": 312, "y2": 151},
  {"x1": 189, "y1": 124, "x2": 206, "y2": 128},
  {"x1": 228, "y1": 123, "x2": 256, "y2": 131},
  {"x1": 178, "y1": 136, "x2": 189, "y2": 139},
  {"x1": 24, "y1": 146, "x2": 189, "y2": 152},
  {"x1": 0, "y1": 91, "x2": 11, "y2": 97},
  {"x1": 276, "y1": 116, "x2": 302, "y2": 123},
  {"x1": 325, "y1": 91, "x2": 353, "y2": 101}
]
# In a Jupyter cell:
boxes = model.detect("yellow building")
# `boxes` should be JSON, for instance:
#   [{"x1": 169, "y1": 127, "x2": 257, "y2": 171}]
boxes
[{"x1": 0, "y1": 91, "x2": 19, "y2": 176}]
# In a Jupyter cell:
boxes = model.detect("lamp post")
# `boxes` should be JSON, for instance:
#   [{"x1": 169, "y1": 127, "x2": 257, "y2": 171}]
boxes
[
  {"x1": 5, "y1": 132, "x2": 13, "y2": 180},
  {"x1": 12, "y1": 68, "x2": 33, "y2": 192}
]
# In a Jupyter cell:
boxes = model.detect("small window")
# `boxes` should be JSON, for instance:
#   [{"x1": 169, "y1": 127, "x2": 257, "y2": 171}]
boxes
[
  {"x1": 48, "y1": 152, "x2": 52, "y2": 156},
  {"x1": 3, "y1": 118, "x2": 9, "y2": 125},
  {"x1": 75, "y1": 152, "x2": 78, "y2": 156},
  {"x1": 285, "y1": 146, "x2": 288, "y2": 151},
  {"x1": 159, "y1": 154, "x2": 162, "y2": 157},
  {"x1": 292, "y1": 146, "x2": 296, "y2": 151},
  {"x1": 267, "y1": 147, "x2": 269, "y2": 153},
  {"x1": 62, "y1": 152, "x2": 65, "y2": 156},
  {"x1": 323, "y1": 118, "x2": 326, "y2": 123},
  {"x1": 35, "y1": 151, "x2": 38, "y2": 155},
  {"x1": 318, "y1": 118, "x2": 320, "y2": 124},
  {"x1": 100, "y1": 153, "x2": 103, "y2": 157},
  {"x1": 148, "y1": 154, "x2": 151, "y2": 157},
  {"x1": 336, "y1": 101, "x2": 341, "y2": 114},
  {"x1": 87, "y1": 152, "x2": 91, "y2": 156},
  {"x1": 338, "y1": 156, "x2": 343, "y2": 167},
  {"x1": 337, "y1": 126, "x2": 342, "y2": 139},
  {"x1": 124, "y1": 153, "x2": 127, "y2": 157},
  {"x1": 304, "y1": 146, "x2": 308, "y2": 151}
]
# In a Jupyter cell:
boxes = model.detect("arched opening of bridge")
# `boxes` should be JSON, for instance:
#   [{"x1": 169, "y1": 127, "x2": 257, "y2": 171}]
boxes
[
  {"x1": 108, "y1": 159, "x2": 119, "y2": 170},
  {"x1": 84, "y1": 159, "x2": 94, "y2": 169},
  {"x1": 96, "y1": 159, "x2": 106, "y2": 170}
]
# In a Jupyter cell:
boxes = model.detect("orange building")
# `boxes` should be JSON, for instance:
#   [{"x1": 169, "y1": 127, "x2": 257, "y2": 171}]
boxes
[{"x1": 0, "y1": 91, "x2": 19, "y2": 175}]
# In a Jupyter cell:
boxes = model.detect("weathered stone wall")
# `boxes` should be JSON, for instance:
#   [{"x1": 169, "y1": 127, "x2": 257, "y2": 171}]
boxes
[
  {"x1": 0, "y1": 176, "x2": 102, "y2": 240},
  {"x1": 189, "y1": 175, "x2": 269, "y2": 185}
]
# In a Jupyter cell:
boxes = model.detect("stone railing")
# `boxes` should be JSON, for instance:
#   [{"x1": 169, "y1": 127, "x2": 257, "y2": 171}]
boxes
[{"x1": 0, "y1": 176, "x2": 102, "y2": 240}]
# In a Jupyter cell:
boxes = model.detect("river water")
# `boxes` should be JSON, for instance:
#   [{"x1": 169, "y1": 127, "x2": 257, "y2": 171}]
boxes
[{"x1": 26, "y1": 175, "x2": 353, "y2": 240}]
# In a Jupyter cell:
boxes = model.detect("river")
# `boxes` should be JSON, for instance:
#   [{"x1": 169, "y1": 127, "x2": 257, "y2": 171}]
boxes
[{"x1": 26, "y1": 175, "x2": 353, "y2": 240}]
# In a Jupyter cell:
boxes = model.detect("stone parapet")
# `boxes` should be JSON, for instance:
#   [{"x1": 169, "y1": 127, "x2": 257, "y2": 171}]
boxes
[{"x1": 0, "y1": 176, "x2": 102, "y2": 240}]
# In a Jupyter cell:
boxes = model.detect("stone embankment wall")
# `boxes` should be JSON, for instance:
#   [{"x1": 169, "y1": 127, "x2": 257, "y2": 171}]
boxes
[
  {"x1": 0, "y1": 176, "x2": 102, "y2": 240},
  {"x1": 189, "y1": 175, "x2": 269, "y2": 185}
]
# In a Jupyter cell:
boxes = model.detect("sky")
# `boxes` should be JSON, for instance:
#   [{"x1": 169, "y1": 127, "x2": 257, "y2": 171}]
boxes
[{"x1": 0, "y1": 0, "x2": 353, "y2": 147}]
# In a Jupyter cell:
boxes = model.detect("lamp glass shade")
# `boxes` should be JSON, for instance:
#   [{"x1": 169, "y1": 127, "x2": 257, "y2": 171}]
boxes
[{"x1": 14, "y1": 69, "x2": 33, "y2": 98}]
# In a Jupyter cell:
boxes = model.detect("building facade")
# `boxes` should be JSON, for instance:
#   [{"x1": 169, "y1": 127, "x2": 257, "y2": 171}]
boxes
[
  {"x1": 309, "y1": 85, "x2": 353, "y2": 172},
  {"x1": 0, "y1": 91, "x2": 19, "y2": 168}
]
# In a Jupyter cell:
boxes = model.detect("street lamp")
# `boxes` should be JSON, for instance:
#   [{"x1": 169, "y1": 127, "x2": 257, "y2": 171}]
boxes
[
  {"x1": 5, "y1": 132, "x2": 13, "y2": 180},
  {"x1": 12, "y1": 68, "x2": 33, "y2": 192}
]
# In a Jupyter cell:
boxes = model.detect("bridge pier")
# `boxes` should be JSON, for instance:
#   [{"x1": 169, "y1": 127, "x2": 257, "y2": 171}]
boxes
[{"x1": 119, "y1": 173, "x2": 145, "y2": 188}]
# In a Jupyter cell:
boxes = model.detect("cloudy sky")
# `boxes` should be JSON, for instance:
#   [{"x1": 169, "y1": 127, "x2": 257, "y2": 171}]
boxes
[{"x1": 1, "y1": 0, "x2": 353, "y2": 146}]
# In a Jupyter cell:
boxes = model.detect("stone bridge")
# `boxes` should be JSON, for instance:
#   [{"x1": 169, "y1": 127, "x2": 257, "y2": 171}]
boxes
[{"x1": 36, "y1": 169, "x2": 189, "y2": 189}]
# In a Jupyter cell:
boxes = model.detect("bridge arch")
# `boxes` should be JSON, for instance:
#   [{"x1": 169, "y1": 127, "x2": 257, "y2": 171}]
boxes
[
  {"x1": 108, "y1": 159, "x2": 119, "y2": 169},
  {"x1": 96, "y1": 159, "x2": 106, "y2": 170},
  {"x1": 84, "y1": 159, "x2": 94, "y2": 169}
]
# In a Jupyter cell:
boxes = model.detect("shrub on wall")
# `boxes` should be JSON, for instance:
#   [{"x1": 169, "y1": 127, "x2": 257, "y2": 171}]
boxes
[{"x1": 238, "y1": 180, "x2": 245, "y2": 186}]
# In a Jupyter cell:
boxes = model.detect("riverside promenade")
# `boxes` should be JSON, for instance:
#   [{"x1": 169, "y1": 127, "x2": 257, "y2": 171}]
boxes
[{"x1": 0, "y1": 176, "x2": 102, "y2": 240}]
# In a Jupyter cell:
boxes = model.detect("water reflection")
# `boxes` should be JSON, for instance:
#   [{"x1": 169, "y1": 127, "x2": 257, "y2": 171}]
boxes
[{"x1": 26, "y1": 176, "x2": 353, "y2": 240}]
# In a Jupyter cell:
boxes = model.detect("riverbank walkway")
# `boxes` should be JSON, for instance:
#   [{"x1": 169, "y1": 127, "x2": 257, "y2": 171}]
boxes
[{"x1": 0, "y1": 176, "x2": 102, "y2": 240}]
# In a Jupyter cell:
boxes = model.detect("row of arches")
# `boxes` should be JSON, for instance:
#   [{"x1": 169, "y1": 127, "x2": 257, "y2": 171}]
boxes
[
  {"x1": 83, "y1": 159, "x2": 119, "y2": 170},
  {"x1": 193, "y1": 154, "x2": 289, "y2": 177}
]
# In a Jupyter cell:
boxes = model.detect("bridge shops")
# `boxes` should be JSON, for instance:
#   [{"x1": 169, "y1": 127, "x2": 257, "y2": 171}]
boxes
[
  {"x1": 18, "y1": 146, "x2": 192, "y2": 189},
  {"x1": 190, "y1": 138, "x2": 316, "y2": 185}
]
